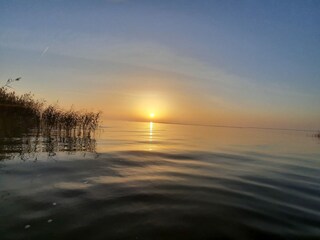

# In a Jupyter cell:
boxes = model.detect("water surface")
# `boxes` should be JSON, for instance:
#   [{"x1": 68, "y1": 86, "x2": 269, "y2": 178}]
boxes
[{"x1": 1, "y1": 121, "x2": 319, "y2": 240}]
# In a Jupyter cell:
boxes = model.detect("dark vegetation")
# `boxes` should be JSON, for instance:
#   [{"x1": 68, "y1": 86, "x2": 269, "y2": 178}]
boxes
[
  {"x1": 0, "y1": 83, "x2": 100, "y2": 138},
  {"x1": 0, "y1": 80, "x2": 100, "y2": 160}
]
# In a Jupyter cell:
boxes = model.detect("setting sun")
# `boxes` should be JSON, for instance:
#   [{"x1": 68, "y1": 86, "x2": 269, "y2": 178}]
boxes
[{"x1": 149, "y1": 113, "x2": 155, "y2": 118}]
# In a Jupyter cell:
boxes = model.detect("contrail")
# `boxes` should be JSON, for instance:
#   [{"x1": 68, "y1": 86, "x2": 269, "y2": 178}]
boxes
[{"x1": 41, "y1": 46, "x2": 49, "y2": 56}]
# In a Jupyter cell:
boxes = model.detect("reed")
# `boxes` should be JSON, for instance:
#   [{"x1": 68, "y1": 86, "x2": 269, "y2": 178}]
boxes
[
  {"x1": 0, "y1": 87, "x2": 43, "y2": 118},
  {"x1": 0, "y1": 86, "x2": 100, "y2": 136}
]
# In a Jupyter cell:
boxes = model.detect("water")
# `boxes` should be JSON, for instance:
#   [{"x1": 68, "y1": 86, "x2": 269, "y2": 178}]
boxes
[{"x1": 0, "y1": 121, "x2": 319, "y2": 240}]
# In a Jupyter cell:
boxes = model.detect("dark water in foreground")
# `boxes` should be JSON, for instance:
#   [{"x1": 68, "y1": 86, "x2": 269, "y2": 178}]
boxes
[{"x1": 0, "y1": 121, "x2": 320, "y2": 240}]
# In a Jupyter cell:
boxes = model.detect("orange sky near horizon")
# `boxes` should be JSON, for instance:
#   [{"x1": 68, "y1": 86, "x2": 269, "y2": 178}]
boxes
[{"x1": 15, "y1": 69, "x2": 317, "y2": 131}]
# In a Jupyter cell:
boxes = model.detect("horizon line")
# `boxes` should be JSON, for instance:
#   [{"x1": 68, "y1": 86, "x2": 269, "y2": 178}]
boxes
[{"x1": 101, "y1": 119, "x2": 319, "y2": 133}]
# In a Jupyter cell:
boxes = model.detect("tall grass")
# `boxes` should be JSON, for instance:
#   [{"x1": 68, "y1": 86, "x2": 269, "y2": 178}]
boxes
[
  {"x1": 42, "y1": 105, "x2": 100, "y2": 136},
  {"x1": 0, "y1": 86, "x2": 100, "y2": 137},
  {"x1": 0, "y1": 87, "x2": 43, "y2": 120}
]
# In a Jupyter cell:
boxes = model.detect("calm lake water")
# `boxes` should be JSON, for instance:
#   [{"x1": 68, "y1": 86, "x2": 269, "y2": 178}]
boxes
[{"x1": 0, "y1": 121, "x2": 319, "y2": 240}]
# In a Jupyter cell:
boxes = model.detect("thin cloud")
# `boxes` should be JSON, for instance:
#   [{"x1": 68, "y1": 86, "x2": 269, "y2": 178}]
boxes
[{"x1": 41, "y1": 46, "x2": 49, "y2": 56}]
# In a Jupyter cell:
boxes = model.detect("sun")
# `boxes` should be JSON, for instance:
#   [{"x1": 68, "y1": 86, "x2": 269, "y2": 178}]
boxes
[{"x1": 149, "y1": 113, "x2": 155, "y2": 118}]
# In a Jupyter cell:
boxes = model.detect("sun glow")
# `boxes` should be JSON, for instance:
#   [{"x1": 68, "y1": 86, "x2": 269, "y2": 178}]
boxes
[{"x1": 132, "y1": 92, "x2": 169, "y2": 122}]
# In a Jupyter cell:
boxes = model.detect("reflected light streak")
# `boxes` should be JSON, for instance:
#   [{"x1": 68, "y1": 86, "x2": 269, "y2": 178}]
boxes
[
  {"x1": 149, "y1": 122, "x2": 153, "y2": 139},
  {"x1": 149, "y1": 121, "x2": 153, "y2": 151}
]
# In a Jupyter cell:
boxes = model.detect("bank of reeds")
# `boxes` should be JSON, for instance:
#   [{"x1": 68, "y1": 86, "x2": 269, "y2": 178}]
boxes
[
  {"x1": 0, "y1": 87, "x2": 100, "y2": 137},
  {"x1": 0, "y1": 87, "x2": 43, "y2": 121},
  {"x1": 42, "y1": 105, "x2": 100, "y2": 136}
]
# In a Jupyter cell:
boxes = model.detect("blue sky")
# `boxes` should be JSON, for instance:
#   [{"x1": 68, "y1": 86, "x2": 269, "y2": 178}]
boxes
[{"x1": 1, "y1": 0, "x2": 320, "y2": 129}]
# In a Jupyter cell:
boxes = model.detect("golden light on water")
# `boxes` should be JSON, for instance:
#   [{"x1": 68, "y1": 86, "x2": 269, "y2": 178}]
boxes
[
  {"x1": 149, "y1": 121, "x2": 153, "y2": 151},
  {"x1": 149, "y1": 122, "x2": 153, "y2": 138}
]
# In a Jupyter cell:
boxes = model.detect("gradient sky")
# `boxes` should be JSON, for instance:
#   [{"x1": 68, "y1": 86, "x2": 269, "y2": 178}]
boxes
[{"x1": 1, "y1": 0, "x2": 320, "y2": 129}]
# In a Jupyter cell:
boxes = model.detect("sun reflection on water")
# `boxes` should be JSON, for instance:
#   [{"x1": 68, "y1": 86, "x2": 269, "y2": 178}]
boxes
[{"x1": 149, "y1": 122, "x2": 153, "y2": 151}]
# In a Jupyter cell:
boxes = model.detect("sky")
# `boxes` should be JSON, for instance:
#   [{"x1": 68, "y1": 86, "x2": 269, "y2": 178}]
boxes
[{"x1": 1, "y1": 0, "x2": 320, "y2": 129}]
